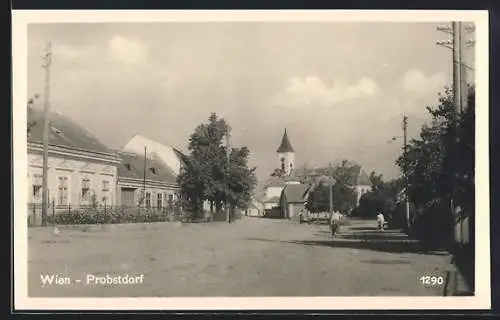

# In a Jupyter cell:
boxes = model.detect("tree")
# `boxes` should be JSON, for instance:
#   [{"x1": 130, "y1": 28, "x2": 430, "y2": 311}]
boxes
[
  {"x1": 27, "y1": 94, "x2": 39, "y2": 138},
  {"x1": 395, "y1": 86, "x2": 475, "y2": 209},
  {"x1": 331, "y1": 160, "x2": 358, "y2": 214},
  {"x1": 177, "y1": 113, "x2": 257, "y2": 219},
  {"x1": 304, "y1": 160, "x2": 357, "y2": 215},
  {"x1": 354, "y1": 175, "x2": 404, "y2": 223},
  {"x1": 369, "y1": 171, "x2": 384, "y2": 191},
  {"x1": 227, "y1": 146, "x2": 258, "y2": 210},
  {"x1": 395, "y1": 85, "x2": 475, "y2": 245},
  {"x1": 305, "y1": 181, "x2": 330, "y2": 213}
]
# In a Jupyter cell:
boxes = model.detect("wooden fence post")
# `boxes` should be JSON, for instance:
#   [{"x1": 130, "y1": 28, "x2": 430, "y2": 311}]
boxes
[
  {"x1": 52, "y1": 200, "x2": 55, "y2": 226},
  {"x1": 32, "y1": 204, "x2": 36, "y2": 226}
]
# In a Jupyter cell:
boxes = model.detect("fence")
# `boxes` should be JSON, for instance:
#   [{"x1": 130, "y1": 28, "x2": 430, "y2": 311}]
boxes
[
  {"x1": 27, "y1": 202, "x2": 185, "y2": 227},
  {"x1": 27, "y1": 202, "x2": 243, "y2": 227}
]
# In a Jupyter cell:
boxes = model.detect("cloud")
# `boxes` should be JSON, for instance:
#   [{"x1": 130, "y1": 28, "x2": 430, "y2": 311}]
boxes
[
  {"x1": 270, "y1": 76, "x2": 379, "y2": 109},
  {"x1": 401, "y1": 69, "x2": 447, "y2": 96},
  {"x1": 52, "y1": 44, "x2": 98, "y2": 61},
  {"x1": 108, "y1": 36, "x2": 148, "y2": 65}
]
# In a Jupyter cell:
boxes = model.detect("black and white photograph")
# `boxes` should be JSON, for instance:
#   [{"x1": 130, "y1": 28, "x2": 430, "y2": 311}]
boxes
[{"x1": 13, "y1": 10, "x2": 490, "y2": 310}]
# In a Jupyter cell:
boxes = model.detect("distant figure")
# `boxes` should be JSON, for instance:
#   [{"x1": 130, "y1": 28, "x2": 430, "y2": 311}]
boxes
[
  {"x1": 376, "y1": 211, "x2": 385, "y2": 231},
  {"x1": 299, "y1": 210, "x2": 304, "y2": 224},
  {"x1": 330, "y1": 211, "x2": 343, "y2": 236}
]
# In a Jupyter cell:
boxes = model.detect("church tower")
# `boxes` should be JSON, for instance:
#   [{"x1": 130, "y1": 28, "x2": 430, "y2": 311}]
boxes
[{"x1": 277, "y1": 128, "x2": 295, "y2": 176}]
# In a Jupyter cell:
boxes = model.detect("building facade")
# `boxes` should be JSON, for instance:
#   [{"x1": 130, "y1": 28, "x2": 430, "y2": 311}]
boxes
[
  {"x1": 27, "y1": 110, "x2": 121, "y2": 210},
  {"x1": 279, "y1": 183, "x2": 310, "y2": 219},
  {"x1": 116, "y1": 150, "x2": 180, "y2": 209}
]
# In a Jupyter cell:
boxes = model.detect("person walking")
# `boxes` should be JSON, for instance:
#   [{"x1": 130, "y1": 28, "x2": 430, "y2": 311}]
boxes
[
  {"x1": 330, "y1": 211, "x2": 343, "y2": 236},
  {"x1": 376, "y1": 210, "x2": 385, "y2": 231},
  {"x1": 299, "y1": 210, "x2": 304, "y2": 224}
]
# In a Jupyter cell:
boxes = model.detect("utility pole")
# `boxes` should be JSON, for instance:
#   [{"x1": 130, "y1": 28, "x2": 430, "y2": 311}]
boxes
[
  {"x1": 143, "y1": 146, "x2": 147, "y2": 207},
  {"x1": 403, "y1": 114, "x2": 410, "y2": 229},
  {"x1": 437, "y1": 21, "x2": 475, "y2": 246},
  {"x1": 328, "y1": 162, "x2": 333, "y2": 218},
  {"x1": 436, "y1": 21, "x2": 475, "y2": 112},
  {"x1": 41, "y1": 42, "x2": 52, "y2": 227},
  {"x1": 225, "y1": 133, "x2": 231, "y2": 223}
]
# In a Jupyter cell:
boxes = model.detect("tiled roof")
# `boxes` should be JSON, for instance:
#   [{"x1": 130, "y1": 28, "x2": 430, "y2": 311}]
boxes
[
  {"x1": 264, "y1": 172, "x2": 303, "y2": 189},
  {"x1": 265, "y1": 176, "x2": 286, "y2": 188},
  {"x1": 277, "y1": 129, "x2": 294, "y2": 153},
  {"x1": 117, "y1": 151, "x2": 177, "y2": 185},
  {"x1": 294, "y1": 165, "x2": 372, "y2": 187},
  {"x1": 264, "y1": 196, "x2": 280, "y2": 203},
  {"x1": 253, "y1": 189, "x2": 267, "y2": 203},
  {"x1": 282, "y1": 183, "x2": 310, "y2": 203},
  {"x1": 122, "y1": 135, "x2": 183, "y2": 176},
  {"x1": 28, "y1": 108, "x2": 112, "y2": 154}
]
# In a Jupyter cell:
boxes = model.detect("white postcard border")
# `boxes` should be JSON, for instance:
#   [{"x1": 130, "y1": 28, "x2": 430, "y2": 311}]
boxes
[{"x1": 12, "y1": 9, "x2": 490, "y2": 311}]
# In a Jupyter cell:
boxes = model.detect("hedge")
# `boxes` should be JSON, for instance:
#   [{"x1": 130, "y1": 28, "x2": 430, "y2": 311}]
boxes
[{"x1": 46, "y1": 207, "x2": 183, "y2": 225}]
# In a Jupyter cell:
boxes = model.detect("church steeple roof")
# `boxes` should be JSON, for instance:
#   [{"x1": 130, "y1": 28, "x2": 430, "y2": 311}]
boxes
[{"x1": 277, "y1": 128, "x2": 294, "y2": 153}]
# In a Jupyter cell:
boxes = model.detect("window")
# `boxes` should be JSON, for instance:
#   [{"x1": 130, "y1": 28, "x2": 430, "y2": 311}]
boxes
[
  {"x1": 157, "y1": 193, "x2": 163, "y2": 209},
  {"x1": 102, "y1": 180, "x2": 110, "y2": 204},
  {"x1": 167, "y1": 194, "x2": 174, "y2": 211},
  {"x1": 57, "y1": 176, "x2": 69, "y2": 205},
  {"x1": 150, "y1": 167, "x2": 158, "y2": 174},
  {"x1": 32, "y1": 174, "x2": 43, "y2": 201},
  {"x1": 145, "y1": 191, "x2": 151, "y2": 208},
  {"x1": 81, "y1": 178, "x2": 91, "y2": 203},
  {"x1": 124, "y1": 163, "x2": 132, "y2": 171}
]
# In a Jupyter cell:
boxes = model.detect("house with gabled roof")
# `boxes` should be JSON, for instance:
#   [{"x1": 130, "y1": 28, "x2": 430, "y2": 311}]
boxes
[
  {"x1": 115, "y1": 135, "x2": 188, "y2": 209},
  {"x1": 115, "y1": 150, "x2": 180, "y2": 209},
  {"x1": 122, "y1": 134, "x2": 184, "y2": 176},
  {"x1": 245, "y1": 197, "x2": 265, "y2": 217},
  {"x1": 279, "y1": 183, "x2": 311, "y2": 219},
  {"x1": 27, "y1": 109, "x2": 121, "y2": 211}
]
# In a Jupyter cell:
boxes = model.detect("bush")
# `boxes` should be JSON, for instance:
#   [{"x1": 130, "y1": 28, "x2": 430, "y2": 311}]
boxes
[
  {"x1": 46, "y1": 206, "x2": 181, "y2": 225},
  {"x1": 407, "y1": 200, "x2": 453, "y2": 249}
]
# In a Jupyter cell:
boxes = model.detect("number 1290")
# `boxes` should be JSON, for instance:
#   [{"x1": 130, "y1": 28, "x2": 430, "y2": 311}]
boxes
[{"x1": 420, "y1": 275, "x2": 444, "y2": 286}]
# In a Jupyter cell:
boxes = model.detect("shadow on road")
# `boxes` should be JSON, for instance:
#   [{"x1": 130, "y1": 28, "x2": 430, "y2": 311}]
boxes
[
  {"x1": 347, "y1": 227, "x2": 379, "y2": 231},
  {"x1": 245, "y1": 237, "x2": 450, "y2": 256},
  {"x1": 339, "y1": 232, "x2": 414, "y2": 241}
]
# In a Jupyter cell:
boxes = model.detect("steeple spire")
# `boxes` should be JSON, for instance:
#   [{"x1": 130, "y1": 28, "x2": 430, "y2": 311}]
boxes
[{"x1": 277, "y1": 128, "x2": 294, "y2": 153}]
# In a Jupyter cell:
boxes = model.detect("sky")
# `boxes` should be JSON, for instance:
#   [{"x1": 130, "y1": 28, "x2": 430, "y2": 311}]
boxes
[{"x1": 27, "y1": 22, "x2": 476, "y2": 188}]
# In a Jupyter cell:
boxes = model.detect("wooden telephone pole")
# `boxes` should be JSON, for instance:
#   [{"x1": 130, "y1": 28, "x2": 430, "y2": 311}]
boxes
[
  {"x1": 143, "y1": 146, "x2": 147, "y2": 206},
  {"x1": 328, "y1": 162, "x2": 333, "y2": 216},
  {"x1": 225, "y1": 134, "x2": 231, "y2": 223},
  {"x1": 437, "y1": 21, "x2": 475, "y2": 245},
  {"x1": 41, "y1": 42, "x2": 52, "y2": 227},
  {"x1": 403, "y1": 114, "x2": 410, "y2": 229}
]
